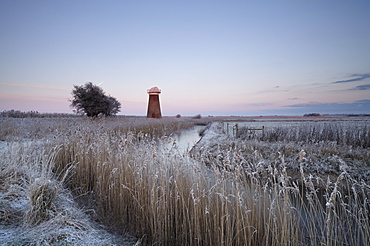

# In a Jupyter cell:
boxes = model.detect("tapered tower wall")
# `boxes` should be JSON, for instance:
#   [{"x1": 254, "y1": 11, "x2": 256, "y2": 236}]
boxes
[
  {"x1": 147, "y1": 94, "x2": 162, "y2": 118},
  {"x1": 147, "y1": 87, "x2": 162, "y2": 118}
]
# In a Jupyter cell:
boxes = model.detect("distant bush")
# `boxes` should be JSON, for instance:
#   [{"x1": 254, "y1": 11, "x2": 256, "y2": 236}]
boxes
[
  {"x1": 70, "y1": 82, "x2": 121, "y2": 117},
  {"x1": 303, "y1": 113, "x2": 321, "y2": 117}
]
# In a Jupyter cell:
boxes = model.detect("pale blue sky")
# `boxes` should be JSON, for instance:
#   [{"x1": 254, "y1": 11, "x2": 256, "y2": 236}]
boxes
[{"x1": 1, "y1": 0, "x2": 370, "y2": 116}]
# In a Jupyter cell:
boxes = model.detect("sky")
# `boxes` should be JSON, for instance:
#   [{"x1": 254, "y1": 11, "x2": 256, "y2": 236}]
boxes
[{"x1": 1, "y1": 0, "x2": 370, "y2": 116}]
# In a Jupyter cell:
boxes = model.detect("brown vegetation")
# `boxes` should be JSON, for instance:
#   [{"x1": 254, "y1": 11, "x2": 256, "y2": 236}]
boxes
[{"x1": 1, "y1": 117, "x2": 369, "y2": 245}]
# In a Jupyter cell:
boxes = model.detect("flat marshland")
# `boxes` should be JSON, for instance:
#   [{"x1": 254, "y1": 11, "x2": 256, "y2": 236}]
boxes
[{"x1": 1, "y1": 116, "x2": 369, "y2": 245}]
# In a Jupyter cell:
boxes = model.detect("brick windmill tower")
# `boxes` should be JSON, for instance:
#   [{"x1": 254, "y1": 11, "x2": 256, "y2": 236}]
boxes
[{"x1": 147, "y1": 86, "x2": 162, "y2": 118}]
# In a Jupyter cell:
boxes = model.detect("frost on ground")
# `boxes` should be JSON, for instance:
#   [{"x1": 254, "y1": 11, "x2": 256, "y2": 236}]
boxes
[
  {"x1": 1, "y1": 117, "x2": 369, "y2": 245},
  {"x1": 190, "y1": 122, "x2": 228, "y2": 154},
  {"x1": 192, "y1": 122, "x2": 370, "y2": 187},
  {"x1": 0, "y1": 142, "x2": 137, "y2": 246}
]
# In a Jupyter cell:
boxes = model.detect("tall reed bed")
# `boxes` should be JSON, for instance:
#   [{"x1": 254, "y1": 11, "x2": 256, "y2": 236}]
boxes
[
  {"x1": 0, "y1": 117, "x2": 199, "y2": 244},
  {"x1": 50, "y1": 119, "x2": 369, "y2": 245},
  {"x1": 0, "y1": 116, "x2": 201, "y2": 141},
  {"x1": 1, "y1": 118, "x2": 369, "y2": 245},
  {"x1": 237, "y1": 122, "x2": 370, "y2": 148},
  {"x1": 54, "y1": 130, "x2": 300, "y2": 245},
  {"x1": 0, "y1": 141, "x2": 136, "y2": 244}
]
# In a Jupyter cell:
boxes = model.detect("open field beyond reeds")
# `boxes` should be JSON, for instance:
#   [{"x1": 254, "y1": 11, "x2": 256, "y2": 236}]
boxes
[{"x1": 1, "y1": 116, "x2": 369, "y2": 245}]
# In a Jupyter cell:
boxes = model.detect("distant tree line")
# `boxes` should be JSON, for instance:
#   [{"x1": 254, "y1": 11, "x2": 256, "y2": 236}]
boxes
[{"x1": 0, "y1": 110, "x2": 77, "y2": 118}]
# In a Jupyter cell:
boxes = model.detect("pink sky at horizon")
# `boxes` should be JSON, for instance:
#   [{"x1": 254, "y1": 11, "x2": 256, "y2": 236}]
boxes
[
  {"x1": 1, "y1": 1, "x2": 370, "y2": 116},
  {"x1": 1, "y1": 80, "x2": 370, "y2": 116}
]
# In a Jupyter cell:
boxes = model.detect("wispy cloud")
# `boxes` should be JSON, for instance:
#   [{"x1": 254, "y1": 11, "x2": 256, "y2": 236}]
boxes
[
  {"x1": 285, "y1": 102, "x2": 321, "y2": 108},
  {"x1": 97, "y1": 77, "x2": 111, "y2": 86},
  {"x1": 0, "y1": 83, "x2": 69, "y2": 92},
  {"x1": 332, "y1": 73, "x2": 370, "y2": 84},
  {"x1": 245, "y1": 102, "x2": 273, "y2": 107},
  {"x1": 284, "y1": 100, "x2": 370, "y2": 112},
  {"x1": 257, "y1": 87, "x2": 289, "y2": 94},
  {"x1": 357, "y1": 99, "x2": 370, "y2": 103},
  {"x1": 349, "y1": 84, "x2": 370, "y2": 90},
  {"x1": 0, "y1": 93, "x2": 68, "y2": 102}
]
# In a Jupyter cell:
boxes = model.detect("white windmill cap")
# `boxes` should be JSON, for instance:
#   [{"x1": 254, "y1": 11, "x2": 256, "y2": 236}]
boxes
[{"x1": 147, "y1": 87, "x2": 161, "y2": 95}]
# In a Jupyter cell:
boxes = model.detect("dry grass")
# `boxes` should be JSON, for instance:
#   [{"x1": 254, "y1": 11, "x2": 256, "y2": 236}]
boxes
[
  {"x1": 237, "y1": 122, "x2": 370, "y2": 148},
  {"x1": 0, "y1": 137, "x2": 137, "y2": 245},
  {"x1": 0, "y1": 116, "x2": 203, "y2": 141},
  {"x1": 1, "y1": 117, "x2": 369, "y2": 245}
]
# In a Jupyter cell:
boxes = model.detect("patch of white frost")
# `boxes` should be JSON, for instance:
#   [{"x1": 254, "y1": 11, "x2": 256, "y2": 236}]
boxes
[{"x1": 195, "y1": 122, "x2": 228, "y2": 151}]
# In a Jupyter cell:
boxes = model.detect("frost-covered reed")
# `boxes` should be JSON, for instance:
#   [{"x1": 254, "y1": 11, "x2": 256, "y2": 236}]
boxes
[
  {"x1": 237, "y1": 122, "x2": 370, "y2": 148},
  {"x1": 1, "y1": 117, "x2": 369, "y2": 245},
  {"x1": 50, "y1": 118, "x2": 368, "y2": 245},
  {"x1": 0, "y1": 141, "x2": 136, "y2": 245}
]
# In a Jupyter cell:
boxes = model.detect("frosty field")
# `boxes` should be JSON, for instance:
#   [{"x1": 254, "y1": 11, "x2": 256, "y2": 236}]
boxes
[{"x1": 0, "y1": 116, "x2": 369, "y2": 245}]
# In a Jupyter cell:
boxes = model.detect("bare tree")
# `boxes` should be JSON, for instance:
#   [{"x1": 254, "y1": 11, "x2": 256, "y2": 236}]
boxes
[{"x1": 70, "y1": 82, "x2": 121, "y2": 117}]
